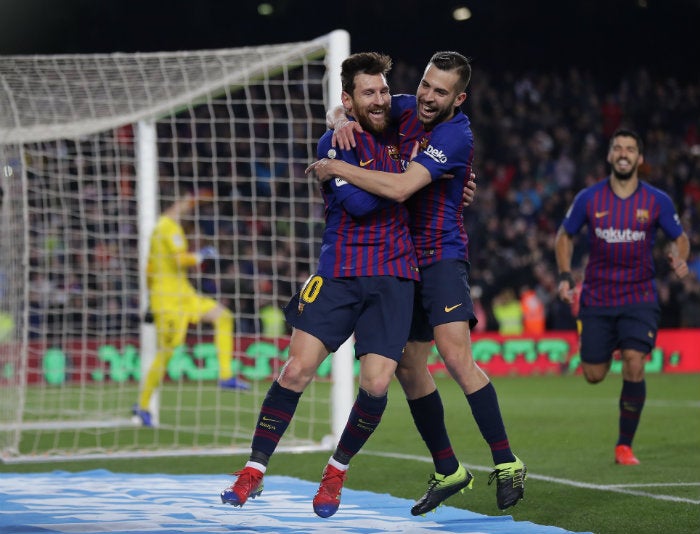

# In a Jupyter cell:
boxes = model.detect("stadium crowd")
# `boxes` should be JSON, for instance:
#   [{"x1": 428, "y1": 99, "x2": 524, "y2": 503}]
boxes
[{"x1": 24, "y1": 63, "x2": 700, "y2": 338}]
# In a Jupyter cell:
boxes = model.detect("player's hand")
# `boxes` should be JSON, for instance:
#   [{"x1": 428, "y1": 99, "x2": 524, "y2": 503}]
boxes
[
  {"x1": 198, "y1": 246, "x2": 218, "y2": 261},
  {"x1": 331, "y1": 120, "x2": 363, "y2": 150},
  {"x1": 463, "y1": 172, "x2": 477, "y2": 207},
  {"x1": 557, "y1": 272, "x2": 575, "y2": 303},
  {"x1": 668, "y1": 252, "x2": 689, "y2": 279},
  {"x1": 305, "y1": 158, "x2": 334, "y2": 182}
]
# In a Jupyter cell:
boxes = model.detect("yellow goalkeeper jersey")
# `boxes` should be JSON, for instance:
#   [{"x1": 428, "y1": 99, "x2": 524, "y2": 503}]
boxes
[{"x1": 147, "y1": 215, "x2": 200, "y2": 311}]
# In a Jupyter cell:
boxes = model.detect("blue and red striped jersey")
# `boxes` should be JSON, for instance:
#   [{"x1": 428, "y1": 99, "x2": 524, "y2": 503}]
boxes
[
  {"x1": 391, "y1": 94, "x2": 474, "y2": 267},
  {"x1": 562, "y1": 178, "x2": 684, "y2": 307},
  {"x1": 315, "y1": 127, "x2": 419, "y2": 280}
]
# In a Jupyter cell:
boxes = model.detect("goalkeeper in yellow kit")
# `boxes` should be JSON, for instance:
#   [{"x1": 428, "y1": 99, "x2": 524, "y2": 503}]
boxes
[{"x1": 133, "y1": 190, "x2": 249, "y2": 427}]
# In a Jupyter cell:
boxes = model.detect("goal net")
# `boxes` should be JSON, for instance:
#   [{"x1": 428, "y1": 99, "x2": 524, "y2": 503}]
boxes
[{"x1": 0, "y1": 30, "x2": 354, "y2": 462}]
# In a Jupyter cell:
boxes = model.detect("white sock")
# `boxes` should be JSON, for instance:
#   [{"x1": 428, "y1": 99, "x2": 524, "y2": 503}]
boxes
[
  {"x1": 245, "y1": 461, "x2": 267, "y2": 474},
  {"x1": 328, "y1": 456, "x2": 349, "y2": 471}
]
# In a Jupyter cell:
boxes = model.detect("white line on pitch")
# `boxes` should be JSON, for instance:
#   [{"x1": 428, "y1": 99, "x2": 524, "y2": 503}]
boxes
[{"x1": 364, "y1": 450, "x2": 700, "y2": 506}]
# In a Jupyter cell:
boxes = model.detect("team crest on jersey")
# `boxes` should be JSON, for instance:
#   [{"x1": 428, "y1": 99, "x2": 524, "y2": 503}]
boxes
[
  {"x1": 386, "y1": 145, "x2": 400, "y2": 160},
  {"x1": 636, "y1": 209, "x2": 650, "y2": 223}
]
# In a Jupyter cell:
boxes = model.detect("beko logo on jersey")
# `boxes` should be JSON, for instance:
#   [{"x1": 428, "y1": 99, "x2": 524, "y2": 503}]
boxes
[
  {"x1": 595, "y1": 227, "x2": 647, "y2": 243},
  {"x1": 424, "y1": 145, "x2": 448, "y2": 164}
]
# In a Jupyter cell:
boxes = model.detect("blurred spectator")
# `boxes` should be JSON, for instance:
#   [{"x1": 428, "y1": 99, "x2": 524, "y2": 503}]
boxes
[
  {"x1": 21, "y1": 65, "x2": 700, "y2": 339},
  {"x1": 519, "y1": 285, "x2": 545, "y2": 335},
  {"x1": 492, "y1": 287, "x2": 524, "y2": 336}
]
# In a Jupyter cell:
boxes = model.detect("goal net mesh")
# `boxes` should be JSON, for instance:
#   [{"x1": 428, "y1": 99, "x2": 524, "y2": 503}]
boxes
[{"x1": 0, "y1": 32, "x2": 349, "y2": 462}]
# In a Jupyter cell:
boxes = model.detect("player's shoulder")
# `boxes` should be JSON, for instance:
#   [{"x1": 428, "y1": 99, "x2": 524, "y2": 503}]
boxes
[
  {"x1": 433, "y1": 110, "x2": 472, "y2": 138},
  {"x1": 392, "y1": 93, "x2": 415, "y2": 106},
  {"x1": 569, "y1": 180, "x2": 603, "y2": 209},
  {"x1": 157, "y1": 215, "x2": 178, "y2": 232},
  {"x1": 317, "y1": 130, "x2": 335, "y2": 154},
  {"x1": 580, "y1": 178, "x2": 608, "y2": 197},
  {"x1": 638, "y1": 179, "x2": 673, "y2": 202}
]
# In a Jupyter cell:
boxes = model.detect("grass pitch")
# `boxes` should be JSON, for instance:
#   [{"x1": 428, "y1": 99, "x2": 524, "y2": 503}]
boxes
[{"x1": 2, "y1": 373, "x2": 698, "y2": 534}]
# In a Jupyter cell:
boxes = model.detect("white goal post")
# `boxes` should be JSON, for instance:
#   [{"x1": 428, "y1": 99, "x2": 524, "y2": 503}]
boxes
[{"x1": 0, "y1": 30, "x2": 354, "y2": 462}]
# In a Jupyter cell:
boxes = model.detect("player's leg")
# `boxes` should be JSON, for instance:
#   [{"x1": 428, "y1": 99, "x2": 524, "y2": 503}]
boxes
[
  {"x1": 222, "y1": 275, "x2": 356, "y2": 508},
  {"x1": 614, "y1": 304, "x2": 658, "y2": 465},
  {"x1": 426, "y1": 260, "x2": 524, "y2": 510},
  {"x1": 135, "y1": 311, "x2": 187, "y2": 425},
  {"x1": 196, "y1": 297, "x2": 248, "y2": 389},
  {"x1": 577, "y1": 308, "x2": 616, "y2": 384},
  {"x1": 221, "y1": 328, "x2": 329, "y2": 507},
  {"x1": 398, "y1": 279, "x2": 463, "y2": 477},
  {"x1": 331, "y1": 352, "x2": 396, "y2": 466},
  {"x1": 614, "y1": 348, "x2": 647, "y2": 465},
  {"x1": 314, "y1": 276, "x2": 410, "y2": 518},
  {"x1": 314, "y1": 352, "x2": 396, "y2": 518},
  {"x1": 432, "y1": 319, "x2": 525, "y2": 510},
  {"x1": 396, "y1": 339, "x2": 473, "y2": 515}
]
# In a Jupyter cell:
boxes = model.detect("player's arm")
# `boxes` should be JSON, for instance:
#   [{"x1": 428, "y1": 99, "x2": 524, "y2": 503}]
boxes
[
  {"x1": 318, "y1": 130, "x2": 396, "y2": 216},
  {"x1": 307, "y1": 157, "x2": 431, "y2": 203},
  {"x1": 554, "y1": 226, "x2": 576, "y2": 303},
  {"x1": 463, "y1": 173, "x2": 476, "y2": 207},
  {"x1": 333, "y1": 178, "x2": 396, "y2": 217},
  {"x1": 327, "y1": 105, "x2": 363, "y2": 150},
  {"x1": 657, "y1": 193, "x2": 690, "y2": 278},
  {"x1": 165, "y1": 226, "x2": 205, "y2": 267},
  {"x1": 668, "y1": 232, "x2": 690, "y2": 278},
  {"x1": 175, "y1": 250, "x2": 201, "y2": 267}
]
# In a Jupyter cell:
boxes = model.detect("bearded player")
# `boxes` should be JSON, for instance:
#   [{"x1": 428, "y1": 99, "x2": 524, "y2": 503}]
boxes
[{"x1": 555, "y1": 128, "x2": 689, "y2": 465}]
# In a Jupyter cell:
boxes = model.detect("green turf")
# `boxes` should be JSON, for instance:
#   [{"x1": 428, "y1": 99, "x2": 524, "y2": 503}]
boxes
[{"x1": 2, "y1": 373, "x2": 699, "y2": 534}]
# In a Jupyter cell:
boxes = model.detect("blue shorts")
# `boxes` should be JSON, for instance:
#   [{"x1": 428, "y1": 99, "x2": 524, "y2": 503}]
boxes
[
  {"x1": 283, "y1": 275, "x2": 414, "y2": 361},
  {"x1": 578, "y1": 303, "x2": 660, "y2": 364},
  {"x1": 409, "y1": 259, "x2": 477, "y2": 342}
]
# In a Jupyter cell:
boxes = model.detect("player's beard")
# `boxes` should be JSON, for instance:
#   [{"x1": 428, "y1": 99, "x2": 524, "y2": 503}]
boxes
[
  {"x1": 611, "y1": 158, "x2": 637, "y2": 181},
  {"x1": 416, "y1": 99, "x2": 453, "y2": 130},
  {"x1": 355, "y1": 105, "x2": 389, "y2": 136}
]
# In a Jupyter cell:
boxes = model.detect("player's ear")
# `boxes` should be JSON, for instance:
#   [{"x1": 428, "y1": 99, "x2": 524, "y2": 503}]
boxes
[
  {"x1": 341, "y1": 91, "x2": 353, "y2": 114},
  {"x1": 455, "y1": 92, "x2": 467, "y2": 107}
]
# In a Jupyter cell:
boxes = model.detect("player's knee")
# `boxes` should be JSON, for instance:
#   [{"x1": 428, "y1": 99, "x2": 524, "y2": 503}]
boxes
[
  {"x1": 277, "y1": 358, "x2": 315, "y2": 391},
  {"x1": 215, "y1": 309, "x2": 233, "y2": 329},
  {"x1": 583, "y1": 369, "x2": 606, "y2": 384},
  {"x1": 395, "y1": 361, "x2": 420, "y2": 384},
  {"x1": 360, "y1": 376, "x2": 391, "y2": 397}
]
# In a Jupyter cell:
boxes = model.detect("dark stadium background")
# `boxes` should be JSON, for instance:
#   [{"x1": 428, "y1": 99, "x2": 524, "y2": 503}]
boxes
[
  {"x1": 2, "y1": 0, "x2": 699, "y2": 329},
  {"x1": 1, "y1": 0, "x2": 698, "y2": 81}
]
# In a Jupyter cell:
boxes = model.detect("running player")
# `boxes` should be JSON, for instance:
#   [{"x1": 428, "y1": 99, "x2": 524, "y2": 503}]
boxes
[{"x1": 555, "y1": 127, "x2": 689, "y2": 465}]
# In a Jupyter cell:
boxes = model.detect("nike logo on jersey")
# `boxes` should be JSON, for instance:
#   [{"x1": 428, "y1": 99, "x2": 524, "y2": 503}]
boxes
[
  {"x1": 359, "y1": 159, "x2": 374, "y2": 167},
  {"x1": 595, "y1": 211, "x2": 609, "y2": 218},
  {"x1": 444, "y1": 303, "x2": 463, "y2": 313}
]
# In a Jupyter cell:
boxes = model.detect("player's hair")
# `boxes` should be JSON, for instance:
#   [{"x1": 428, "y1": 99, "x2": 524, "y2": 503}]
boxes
[
  {"x1": 428, "y1": 51, "x2": 472, "y2": 93},
  {"x1": 340, "y1": 52, "x2": 392, "y2": 94},
  {"x1": 610, "y1": 127, "x2": 644, "y2": 154}
]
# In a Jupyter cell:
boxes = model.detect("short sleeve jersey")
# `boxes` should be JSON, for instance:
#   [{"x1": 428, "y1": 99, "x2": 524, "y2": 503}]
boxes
[
  {"x1": 391, "y1": 94, "x2": 474, "y2": 267},
  {"x1": 315, "y1": 126, "x2": 419, "y2": 280},
  {"x1": 562, "y1": 178, "x2": 683, "y2": 306}
]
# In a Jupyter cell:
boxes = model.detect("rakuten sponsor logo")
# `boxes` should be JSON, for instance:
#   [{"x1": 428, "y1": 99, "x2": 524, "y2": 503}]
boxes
[{"x1": 595, "y1": 227, "x2": 646, "y2": 243}]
